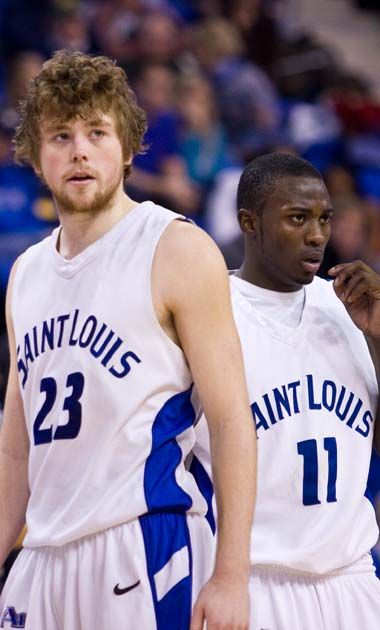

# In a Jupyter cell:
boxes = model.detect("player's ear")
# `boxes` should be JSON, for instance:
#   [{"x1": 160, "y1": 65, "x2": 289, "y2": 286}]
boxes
[
  {"x1": 238, "y1": 208, "x2": 257, "y2": 235},
  {"x1": 124, "y1": 154, "x2": 133, "y2": 168},
  {"x1": 32, "y1": 157, "x2": 43, "y2": 178}
]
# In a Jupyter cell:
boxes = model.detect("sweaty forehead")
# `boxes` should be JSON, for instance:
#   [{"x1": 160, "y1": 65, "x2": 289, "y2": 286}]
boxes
[{"x1": 268, "y1": 176, "x2": 331, "y2": 210}]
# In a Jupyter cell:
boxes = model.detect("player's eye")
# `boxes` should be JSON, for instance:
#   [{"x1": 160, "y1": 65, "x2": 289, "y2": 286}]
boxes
[
  {"x1": 289, "y1": 214, "x2": 305, "y2": 224},
  {"x1": 320, "y1": 213, "x2": 332, "y2": 224},
  {"x1": 53, "y1": 132, "x2": 70, "y2": 141},
  {"x1": 91, "y1": 129, "x2": 105, "y2": 138}
]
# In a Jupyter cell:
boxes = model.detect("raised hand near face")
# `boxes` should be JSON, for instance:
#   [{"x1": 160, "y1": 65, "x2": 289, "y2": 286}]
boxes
[{"x1": 328, "y1": 260, "x2": 380, "y2": 340}]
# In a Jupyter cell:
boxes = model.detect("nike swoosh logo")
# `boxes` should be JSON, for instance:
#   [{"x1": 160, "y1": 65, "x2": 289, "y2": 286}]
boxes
[{"x1": 113, "y1": 580, "x2": 141, "y2": 596}]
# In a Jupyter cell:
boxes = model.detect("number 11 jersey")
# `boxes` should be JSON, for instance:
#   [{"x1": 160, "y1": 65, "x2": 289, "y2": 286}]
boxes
[{"x1": 231, "y1": 274, "x2": 379, "y2": 573}]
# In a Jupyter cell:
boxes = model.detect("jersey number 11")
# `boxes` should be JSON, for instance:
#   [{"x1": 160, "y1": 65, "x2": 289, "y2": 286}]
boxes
[{"x1": 297, "y1": 437, "x2": 337, "y2": 506}]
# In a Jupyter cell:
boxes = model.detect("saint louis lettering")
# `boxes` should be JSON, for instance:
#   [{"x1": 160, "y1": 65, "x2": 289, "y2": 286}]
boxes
[
  {"x1": 16, "y1": 309, "x2": 142, "y2": 387},
  {"x1": 252, "y1": 373, "x2": 373, "y2": 439}
]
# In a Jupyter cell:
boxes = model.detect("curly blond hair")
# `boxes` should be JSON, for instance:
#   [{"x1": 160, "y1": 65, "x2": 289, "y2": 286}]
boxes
[{"x1": 14, "y1": 50, "x2": 147, "y2": 178}]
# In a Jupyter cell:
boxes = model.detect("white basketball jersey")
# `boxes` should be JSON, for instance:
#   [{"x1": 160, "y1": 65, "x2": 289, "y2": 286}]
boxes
[
  {"x1": 11, "y1": 201, "x2": 207, "y2": 547},
  {"x1": 195, "y1": 274, "x2": 379, "y2": 574}
]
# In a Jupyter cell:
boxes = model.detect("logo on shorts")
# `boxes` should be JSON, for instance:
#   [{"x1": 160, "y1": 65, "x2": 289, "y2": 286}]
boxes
[
  {"x1": 113, "y1": 580, "x2": 140, "y2": 595},
  {"x1": 0, "y1": 607, "x2": 27, "y2": 628}
]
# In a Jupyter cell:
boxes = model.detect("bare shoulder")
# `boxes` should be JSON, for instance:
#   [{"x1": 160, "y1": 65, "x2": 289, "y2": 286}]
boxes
[
  {"x1": 154, "y1": 220, "x2": 229, "y2": 297},
  {"x1": 151, "y1": 221, "x2": 231, "y2": 345}
]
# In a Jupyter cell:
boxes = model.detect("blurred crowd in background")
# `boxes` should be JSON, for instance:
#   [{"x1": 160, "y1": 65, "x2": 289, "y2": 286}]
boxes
[{"x1": 0, "y1": 0, "x2": 380, "y2": 585}]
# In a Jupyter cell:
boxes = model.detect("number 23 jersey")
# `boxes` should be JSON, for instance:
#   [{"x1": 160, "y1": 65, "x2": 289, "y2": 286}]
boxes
[{"x1": 11, "y1": 202, "x2": 207, "y2": 547}]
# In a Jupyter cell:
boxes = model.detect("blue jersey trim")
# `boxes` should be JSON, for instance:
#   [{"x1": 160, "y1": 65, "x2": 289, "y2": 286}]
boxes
[
  {"x1": 144, "y1": 386, "x2": 195, "y2": 513},
  {"x1": 139, "y1": 512, "x2": 193, "y2": 629},
  {"x1": 189, "y1": 455, "x2": 216, "y2": 535}
]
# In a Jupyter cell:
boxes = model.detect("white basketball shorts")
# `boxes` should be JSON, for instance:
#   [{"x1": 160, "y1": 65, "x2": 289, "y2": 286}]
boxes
[
  {"x1": 249, "y1": 555, "x2": 380, "y2": 630},
  {"x1": 0, "y1": 512, "x2": 215, "y2": 629}
]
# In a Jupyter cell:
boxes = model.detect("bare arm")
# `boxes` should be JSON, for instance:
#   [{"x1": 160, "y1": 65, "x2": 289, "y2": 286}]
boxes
[
  {"x1": 153, "y1": 221, "x2": 256, "y2": 630},
  {"x1": 0, "y1": 261, "x2": 30, "y2": 565},
  {"x1": 366, "y1": 336, "x2": 380, "y2": 454}
]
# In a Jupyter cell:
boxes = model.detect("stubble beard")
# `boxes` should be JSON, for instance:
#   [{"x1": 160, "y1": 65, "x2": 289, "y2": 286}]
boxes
[{"x1": 53, "y1": 165, "x2": 124, "y2": 217}]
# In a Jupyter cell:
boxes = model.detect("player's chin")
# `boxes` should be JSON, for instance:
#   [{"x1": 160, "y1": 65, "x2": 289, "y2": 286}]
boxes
[
  {"x1": 294, "y1": 268, "x2": 317, "y2": 285},
  {"x1": 302, "y1": 274, "x2": 316, "y2": 285}
]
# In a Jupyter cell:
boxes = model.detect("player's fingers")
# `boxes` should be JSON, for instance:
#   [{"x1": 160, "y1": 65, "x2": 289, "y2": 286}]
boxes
[
  {"x1": 338, "y1": 274, "x2": 366, "y2": 303},
  {"x1": 331, "y1": 269, "x2": 353, "y2": 291},
  {"x1": 345, "y1": 278, "x2": 369, "y2": 304},
  {"x1": 190, "y1": 602, "x2": 205, "y2": 630},
  {"x1": 339, "y1": 269, "x2": 380, "y2": 303},
  {"x1": 332, "y1": 264, "x2": 371, "y2": 297},
  {"x1": 329, "y1": 260, "x2": 367, "y2": 285},
  {"x1": 328, "y1": 263, "x2": 344, "y2": 276},
  {"x1": 328, "y1": 262, "x2": 356, "y2": 278}
]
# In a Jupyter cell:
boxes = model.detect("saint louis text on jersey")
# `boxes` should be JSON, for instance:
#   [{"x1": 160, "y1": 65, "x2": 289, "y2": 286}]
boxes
[
  {"x1": 252, "y1": 373, "x2": 373, "y2": 439},
  {"x1": 16, "y1": 308, "x2": 142, "y2": 387}
]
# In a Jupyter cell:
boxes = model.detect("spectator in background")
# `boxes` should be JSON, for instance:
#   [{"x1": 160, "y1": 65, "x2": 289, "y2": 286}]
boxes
[
  {"x1": 0, "y1": 118, "x2": 55, "y2": 293},
  {"x1": 127, "y1": 62, "x2": 200, "y2": 215},
  {"x1": 273, "y1": 32, "x2": 338, "y2": 104},
  {"x1": 0, "y1": 50, "x2": 56, "y2": 309},
  {"x1": 190, "y1": 17, "x2": 282, "y2": 162},
  {"x1": 318, "y1": 167, "x2": 380, "y2": 270},
  {"x1": 324, "y1": 163, "x2": 358, "y2": 199},
  {"x1": 221, "y1": 0, "x2": 280, "y2": 78},
  {"x1": 0, "y1": 51, "x2": 45, "y2": 130},
  {"x1": 134, "y1": 9, "x2": 189, "y2": 74},
  {"x1": 42, "y1": 7, "x2": 95, "y2": 58},
  {"x1": 327, "y1": 74, "x2": 380, "y2": 204},
  {"x1": 176, "y1": 72, "x2": 234, "y2": 227},
  {"x1": 284, "y1": 98, "x2": 343, "y2": 174},
  {"x1": 88, "y1": 0, "x2": 143, "y2": 74},
  {"x1": 319, "y1": 195, "x2": 380, "y2": 277},
  {"x1": 175, "y1": 0, "x2": 222, "y2": 21}
]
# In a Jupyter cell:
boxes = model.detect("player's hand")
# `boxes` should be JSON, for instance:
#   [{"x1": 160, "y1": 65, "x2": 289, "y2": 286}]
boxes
[
  {"x1": 190, "y1": 575, "x2": 250, "y2": 630},
  {"x1": 328, "y1": 260, "x2": 380, "y2": 339}
]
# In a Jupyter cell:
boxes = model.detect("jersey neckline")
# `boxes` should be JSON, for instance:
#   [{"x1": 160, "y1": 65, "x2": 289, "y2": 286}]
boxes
[
  {"x1": 230, "y1": 274, "x2": 310, "y2": 345},
  {"x1": 50, "y1": 201, "x2": 153, "y2": 278}
]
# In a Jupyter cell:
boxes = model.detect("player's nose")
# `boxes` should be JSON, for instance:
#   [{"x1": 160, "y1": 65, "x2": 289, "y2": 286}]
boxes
[
  {"x1": 304, "y1": 221, "x2": 328, "y2": 246},
  {"x1": 71, "y1": 134, "x2": 90, "y2": 162}
]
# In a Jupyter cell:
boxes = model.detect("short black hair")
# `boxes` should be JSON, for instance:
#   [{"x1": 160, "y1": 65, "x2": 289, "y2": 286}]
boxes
[{"x1": 237, "y1": 152, "x2": 323, "y2": 214}]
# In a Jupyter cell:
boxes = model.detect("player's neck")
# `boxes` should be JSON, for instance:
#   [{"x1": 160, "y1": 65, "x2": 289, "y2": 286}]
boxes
[
  {"x1": 56, "y1": 192, "x2": 137, "y2": 260},
  {"x1": 237, "y1": 260, "x2": 303, "y2": 293}
]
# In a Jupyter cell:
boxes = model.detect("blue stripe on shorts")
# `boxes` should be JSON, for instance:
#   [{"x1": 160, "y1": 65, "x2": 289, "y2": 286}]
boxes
[{"x1": 139, "y1": 512, "x2": 193, "y2": 629}]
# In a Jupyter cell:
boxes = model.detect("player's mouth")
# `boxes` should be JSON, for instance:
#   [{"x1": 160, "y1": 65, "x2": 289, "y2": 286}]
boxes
[
  {"x1": 300, "y1": 251, "x2": 324, "y2": 274},
  {"x1": 67, "y1": 172, "x2": 96, "y2": 185}
]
